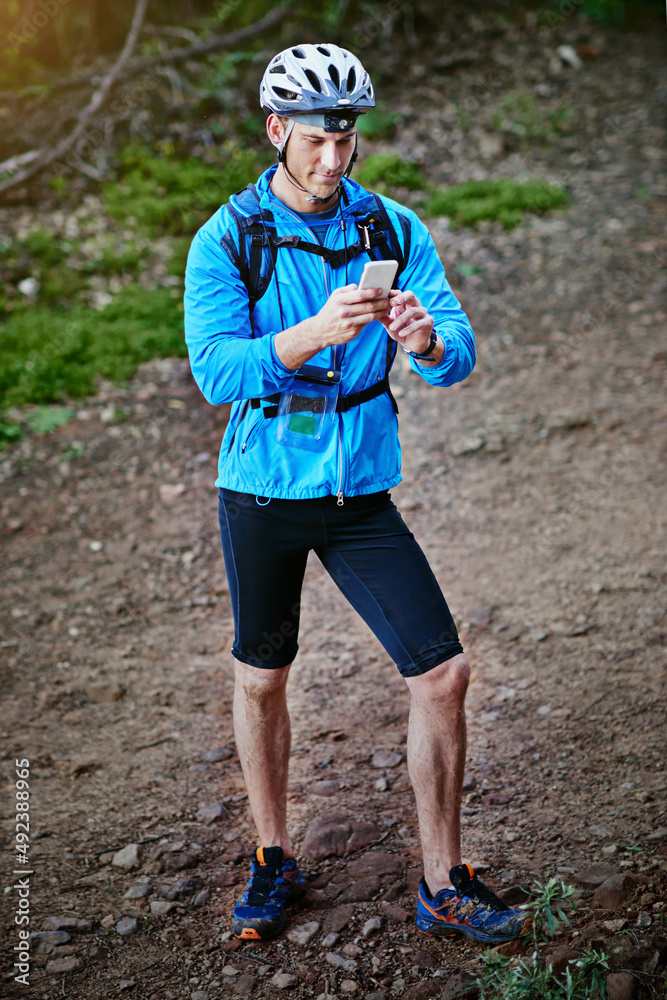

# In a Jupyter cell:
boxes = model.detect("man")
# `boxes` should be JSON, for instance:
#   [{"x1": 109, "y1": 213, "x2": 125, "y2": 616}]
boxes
[{"x1": 185, "y1": 43, "x2": 527, "y2": 946}]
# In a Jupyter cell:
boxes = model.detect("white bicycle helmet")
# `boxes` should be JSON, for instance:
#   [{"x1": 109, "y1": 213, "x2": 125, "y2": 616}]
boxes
[{"x1": 260, "y1": 43, "x2": 375, "y2": 130}]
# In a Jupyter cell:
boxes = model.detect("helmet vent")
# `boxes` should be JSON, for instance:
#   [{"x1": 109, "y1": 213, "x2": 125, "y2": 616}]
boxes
[
  {"x1": 292, "y1": 47, "x2": 306, "y2": 59},
  {"x1": 272, "y1": 64, "x2": 286, "y2": 74},
  {"x1": 328, "y1": 64, "x2": 340, "y2": 88},
  {"x1": 304, "y1": 69, "x2": 322, "y2": 93},
  {"x1": 316, "y1": 45, "x2": 330, "y2": 56},
  {"x1": 346, "y1": 68, "x2": 356, "y2": 93},
  {"x1": 274, "y1": 87, "x2": 298, "y2": 100}
]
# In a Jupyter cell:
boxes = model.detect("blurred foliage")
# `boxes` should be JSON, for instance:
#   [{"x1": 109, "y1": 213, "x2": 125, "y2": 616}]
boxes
[
  {"x1": 103, "y1": 142, "x2": 264, "y2": 235},
  {"x1": 425, "y1": 179, "x2": 567, "y2": 229},
  {"x1": 25, "y1": 405, "x2": 74, "y2": 434},
  {"x1": 493, "y1": 91, "x2": 572, "y2": 142},
  {"x1": 0, "y1": 284, "x2": 185, "y2": 412},
  {"x1": 355, "y1": 152, "x2": 427, "y2": 192},
  {"x1": 356, "y1": 103, "x2": 405, "y2": 141}
]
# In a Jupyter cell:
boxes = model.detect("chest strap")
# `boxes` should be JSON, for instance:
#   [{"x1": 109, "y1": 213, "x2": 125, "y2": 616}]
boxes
[{"x1": 250, "y1": 373, "x2": 398, "y2": 419}]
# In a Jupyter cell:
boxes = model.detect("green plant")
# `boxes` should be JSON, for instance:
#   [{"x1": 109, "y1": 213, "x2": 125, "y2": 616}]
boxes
[
  {"x1": 25, "y1": 406, "x2": 74, "y2": 435},
  {"x1": 425, "y1": 178, "x2": 567, "y2": 229},
  {"x1": 0, "y1": 284, "x2": 185, "y2": 410},
  {"x1": 356, "y1": 103, "x2": 404, "y2": 140},
  {"x1": 477, "y1": 878, "x2": 609, "y2": 999},
  {"x1": 355, "y1": 152, "x2": 427, "y2": 192},
  {"x1": 493, "y1": 90, "x2": 572, "y2": 141},
  {"x1": 104, "y1": 142, "x2": 259, "y2": 236}
]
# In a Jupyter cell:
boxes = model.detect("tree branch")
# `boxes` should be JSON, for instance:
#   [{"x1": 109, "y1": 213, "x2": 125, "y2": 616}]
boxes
[
  {"x1": 2, "y1": 7, "x2": 289, "y2": 99},
  {"x1": 0, "y1": 0, "x2": 149, "y2": 197}
]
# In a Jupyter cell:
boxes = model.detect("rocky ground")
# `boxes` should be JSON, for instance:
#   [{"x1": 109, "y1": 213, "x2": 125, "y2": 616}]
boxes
[{"x1": 1, "y1": 9, "x2": 667, "y2": 1000}]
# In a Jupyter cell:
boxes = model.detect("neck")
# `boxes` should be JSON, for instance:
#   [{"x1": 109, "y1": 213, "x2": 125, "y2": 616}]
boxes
[{"x1": 269, "y1": 163, "x2": 340, "y2": 214}]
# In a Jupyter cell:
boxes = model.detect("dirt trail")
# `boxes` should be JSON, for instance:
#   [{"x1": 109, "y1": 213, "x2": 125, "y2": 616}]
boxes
[{"x1": 2, "y1": 16, "x2": 667, "y2": 1000}]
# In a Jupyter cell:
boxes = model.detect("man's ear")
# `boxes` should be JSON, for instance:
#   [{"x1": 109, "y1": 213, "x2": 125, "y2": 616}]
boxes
[{"x1": 266, "y1": 114, "x2": 284, "y2": 149}]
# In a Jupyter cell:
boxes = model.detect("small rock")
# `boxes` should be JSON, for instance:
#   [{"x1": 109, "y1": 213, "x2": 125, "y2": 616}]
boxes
[
  {"x1": 234, "y1": 975, "x2": 257, "y2": 996},
  {"x1": 547, "y1": 947, "x2": 583, "y2": 979},
  {"x1": 41, "y1": 916, "x2": 90, "y2": 931},
  {"x1": 362, "y1": 916, "x2": 384, "y2": 938},
  {"x1": 499, "y1": 869, "x2": 517, "y2": 882},
  {"x1": 159, "y1": 483, "x2": 186, "y2": 504},
  {"x1": 287, "y1": 921, "x2": 320, "y2": 946},
  {"x1": 340, "y1": 981, "x2": 359, "y2": 994},
  {"x1": 271, "y1": 972, "x2": 299, "y2": 988},
  {"x1": 365, "y1": 994, "x2": 388, "y2": 1000},
  {"x1": 100, "y1": 915, "x2": 115, "y2": 929},
  {"x1": 636, "y1": 911, "x2": 651, "y2": 928},
  {"x1": 593, "y1": 873, "x2": 636, "y2": 910},
  {"x1": 603, "y1": 918, "x2": 627, "y2": 933},
  {"x1": 124, "y1": 884, "x2": 151, "y2": 899},
  {"x1": 326, "y1": 953, "x2": 358, "y2": 972},
  {"x1": 120, "y1": 981, "x2": 136, "y2": 992},
  {"x1": 45, "y1": 956, "x2": 84, "y2": 974},
  {"x1": 150, "y1": 900, "x2": 175, "y2": 916},
  {"x1": 342, "y1": 943, "x2": 362, "y2": 958},
  {"x1": 349, "y1": 852, "x2": 404, "y2": 879},
  {"x1": 30, "y1": 931, "x2": 71, "y2": 946},
  {"x1": 191, "y1": 993, "x2": 209, "y2": 1000},
  {"x1": 375, "y1": 776, "x2": 389, "y2": 792},
  {"x1": 462, "y1": 772, "x2": 476, "y2": 792},
  {"x1": 111, "y1": 843, "x2": 142, "y2": 871},
  {"x1": 404, "y1": 980, "x2": 446, "y2": 999},
  {"x1": 556, "y1": 44, "x2": 583, "y2": 69},
  {"x1": 302, "y1": 813, "x2": 381, "y2": 859},
  {"x1": 193, "y1": 889, "x2": 209, "y2": 907},
  {"x1": 602, "y1": 844, "x2": 618, "y2": 857},
  {"x1": 575, "y1": 863, "x2": 620, "y2": 889},
  {"x1": 371, "y1": 750, "x2": 403, "y2": 768},
  {"x1": 412, "y1": 949, "x2": 437, "y2": 968},
  {"x1": 164, "y1": 853, "x2": 199, "y2": 873},
  {"x1": 312, "y1": 780, "x2": 339, "y2": 797},
  {"x1": 322, "y1": 932, "x2": 341, "y2": 947},
  {"x1": 442, "y1": 971, "x2": 481, "y2": 999},
  {"x1": 323, "y1": 904, "x2": 354, "y2": 933},
  {"x1": 338, "y1": 875, "x2": 382, "y2": 903},
  {"x1": 381, "y1": 903, "x2": 411, "y2": 923},
  {"x1": 222, "y1": 965, "x2": 240, "y2": 977},
  {"x1": 451, "y1": 433, "x2": 485, "y2": 457},
  {"x1": 86, "y1": 681, "x2": 125, "y2": 703},
  {"x1": 204, "y1": 747, "x2": 233, "y2": 763},
  {"x1": 588, "y1": 825, "x2": 612, "y2": 838},
  {"x1": 116, "y1": 918, "x2": 138, "y2": 936},
  {"x1": 646, "y1": 827, "x2": 667, "y2": 842},
  {"x1": 196, "y1": 802, "x2": 227, "y2": 824},
  {"x1": 606, "y1": 972, "x2": 639, "y2": 1000}
]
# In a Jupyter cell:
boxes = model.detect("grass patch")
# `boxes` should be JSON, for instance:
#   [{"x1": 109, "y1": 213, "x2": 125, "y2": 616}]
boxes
[
  {"x1": 355, "y1": 152, "x2": 427, "y2": 193},
  {"x1": 425, "y1": 178, "x2": 567, "y2": 229},
  {"x1": 104, "y1": 142, "x2": 261, "y2": 236},
  {"x1": 0, "y1": 284, "x2": 185, "y2": 412},
  {"x1": 477, "y1": 878, "x2": 608, "y2": 999},
  {"x1": 493, "y1": 90, "x2": 573, "y2": 141}
]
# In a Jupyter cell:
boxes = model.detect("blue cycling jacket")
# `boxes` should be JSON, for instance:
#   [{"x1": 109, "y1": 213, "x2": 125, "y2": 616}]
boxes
[{"x1": 184, "y1": 164, "x2": 475, "y2": 500}]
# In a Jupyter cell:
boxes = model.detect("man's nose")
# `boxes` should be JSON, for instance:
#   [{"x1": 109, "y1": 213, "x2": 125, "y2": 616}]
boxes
[{"x1": 320, "y1": 141, "x2": 341, "y2": 172}]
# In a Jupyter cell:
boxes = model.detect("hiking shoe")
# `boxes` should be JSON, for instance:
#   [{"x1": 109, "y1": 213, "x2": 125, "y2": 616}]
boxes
[
  {"x1": 416, "y1": 863, "x2": 529, "y2": 944},
  {"x1": 232, "y1": 846, "x2": 305, "y2": 940}
]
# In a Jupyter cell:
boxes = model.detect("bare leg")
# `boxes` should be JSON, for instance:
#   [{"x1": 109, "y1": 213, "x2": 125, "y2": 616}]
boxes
[
  {"x1": 404, "y1": 653, "x2": 470, "y2": 893},
  {"x1": 233, "y1": 660, "x2": 294, "y2": 857}
]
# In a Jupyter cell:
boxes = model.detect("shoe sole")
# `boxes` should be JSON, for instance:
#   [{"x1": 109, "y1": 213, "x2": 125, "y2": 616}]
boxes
[
  {"x1": 232, "y1": 911, "x2": 288, "y2": 941},
  {"x1": 416, "y1": 917, "x2": 530, "y2": 945}
]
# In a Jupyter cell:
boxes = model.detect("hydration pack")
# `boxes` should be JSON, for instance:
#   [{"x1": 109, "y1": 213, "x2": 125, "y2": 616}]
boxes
[{"x1": 219, "y1": 183, "x2": 413, "y2": 419}]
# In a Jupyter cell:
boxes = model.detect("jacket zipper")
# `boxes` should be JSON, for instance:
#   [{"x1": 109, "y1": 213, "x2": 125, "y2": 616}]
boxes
[{"x1": 270, "y1": 198, "x2": 346, "y2": 503}]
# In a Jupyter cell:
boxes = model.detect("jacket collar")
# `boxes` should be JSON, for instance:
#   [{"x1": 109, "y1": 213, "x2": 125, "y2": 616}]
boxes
[{"x1": 230, "y1": 165, "x2": 378, "y2": 220}]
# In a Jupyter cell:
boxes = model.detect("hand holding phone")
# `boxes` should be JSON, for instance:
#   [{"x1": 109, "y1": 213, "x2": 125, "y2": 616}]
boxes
[{"x1": 357, "y1": 259, "x2": 398, "y2": 298}]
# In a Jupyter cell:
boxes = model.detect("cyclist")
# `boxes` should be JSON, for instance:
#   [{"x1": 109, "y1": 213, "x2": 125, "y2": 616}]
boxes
[{"x1": 185, "y1": 42, "x2": 527, "y2": 946}]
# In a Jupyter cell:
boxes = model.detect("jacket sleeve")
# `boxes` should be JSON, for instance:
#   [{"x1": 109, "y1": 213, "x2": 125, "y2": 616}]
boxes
[
  {"x1": 396, "y1": 210, "x2": 475, "y2": 387},
  {"x1": 184, "y1": 223, "x2": 296, "y2": 405}
]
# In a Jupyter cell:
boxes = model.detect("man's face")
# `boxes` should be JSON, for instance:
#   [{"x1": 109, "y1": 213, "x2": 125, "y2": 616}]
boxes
[{"x1": 278, "y1": 119, "x2": 356, "y2": 201}]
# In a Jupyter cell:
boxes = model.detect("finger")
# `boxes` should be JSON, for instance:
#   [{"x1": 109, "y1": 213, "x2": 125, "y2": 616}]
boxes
[{"x1": 388, "y1": 307, "x2": 425, "y2": 334}]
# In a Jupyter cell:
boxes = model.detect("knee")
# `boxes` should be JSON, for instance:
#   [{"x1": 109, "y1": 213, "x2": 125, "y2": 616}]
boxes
[
  {"x1": 235, "y1": 662, "x2": 291, "y2": 704},
  {"x1": 409, "y1": 653, "x2": 470, "y2": 707}
]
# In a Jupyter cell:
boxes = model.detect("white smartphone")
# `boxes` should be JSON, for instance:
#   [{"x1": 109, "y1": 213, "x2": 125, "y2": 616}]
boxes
[{"x1": 357, "y1": 259, "x2": 398, "y2": 297}]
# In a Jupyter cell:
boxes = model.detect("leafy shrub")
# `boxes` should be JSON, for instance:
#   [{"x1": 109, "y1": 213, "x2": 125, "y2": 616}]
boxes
[
  {"x1": 104, "y1": 143, "x2": 259, "y2": 235},
  {"x1": 0, "y1": 284, "x2": 185, "y2": 410},
  {"x1": 355, "y1": 152, "x2": 427, "y2": 192},
  {"x1": 493, "y1": 90, "x2": 573, "y2": 141},
  {"x1": 477, "y1": 878, "x2": 608, "y2": 1000},
  {"x1": 425, "y1": 178, "x2": 567, "y2": 229}
]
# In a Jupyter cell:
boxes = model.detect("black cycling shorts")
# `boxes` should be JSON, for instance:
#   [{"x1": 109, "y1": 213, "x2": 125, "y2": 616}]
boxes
[{"x1": 217, "y1": 488, "x2": 463, "y2": 677}]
